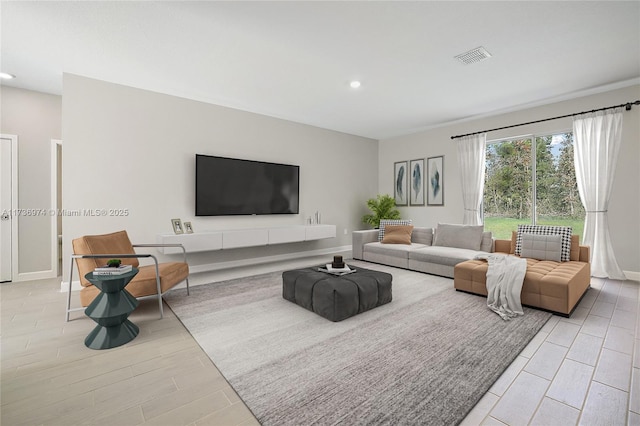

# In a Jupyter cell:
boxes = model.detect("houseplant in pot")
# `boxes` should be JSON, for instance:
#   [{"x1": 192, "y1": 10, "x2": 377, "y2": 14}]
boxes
[{"x1": 362, "y1": 194, "x2": 401, "y2": 229}]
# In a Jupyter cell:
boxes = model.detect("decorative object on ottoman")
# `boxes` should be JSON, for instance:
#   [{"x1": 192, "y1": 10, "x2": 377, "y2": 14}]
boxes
[
  {"x1": 282, "y1": 266, "x2": 392, "y2": 322},
  {"x1": 332, "y1": 255, "x2": 345, "y2": 269}
]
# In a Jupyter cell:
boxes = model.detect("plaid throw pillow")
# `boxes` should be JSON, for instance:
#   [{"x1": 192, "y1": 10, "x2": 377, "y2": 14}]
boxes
[
  {"x1": 378, "y1": 219, "x2": 412, "y2": 242},
  {"x1": 515, "y1": 225, "x2": 572, "y2": 262}
]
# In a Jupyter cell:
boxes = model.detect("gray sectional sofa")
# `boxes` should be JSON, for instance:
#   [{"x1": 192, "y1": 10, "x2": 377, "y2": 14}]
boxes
[{"x1": 352, "y1": 223, "x2": 493, "y2": 278}]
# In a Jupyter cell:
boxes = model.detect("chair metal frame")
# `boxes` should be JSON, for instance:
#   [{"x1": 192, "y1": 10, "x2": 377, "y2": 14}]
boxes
[{"x1": 66, "y1": 243, "x2": 189, "y2": 322}]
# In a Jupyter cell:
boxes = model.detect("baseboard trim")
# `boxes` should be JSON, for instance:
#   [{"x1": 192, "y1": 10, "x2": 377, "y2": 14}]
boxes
[
  {"x1": 62, "y1": 280, "x2": 83, "y2": 292},
  {"x1": 15, "y1": 269, "x2": 56, "y2": 282},
  {"x1": 624, "y1": 270, "x2": 640, "y2": 282},
  {"x1": 61, "y1": 245, "x2": 353, "y2": 292}
]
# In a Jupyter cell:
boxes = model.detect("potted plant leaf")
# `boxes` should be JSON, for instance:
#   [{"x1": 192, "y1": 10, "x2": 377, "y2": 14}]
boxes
[{"x1": 362, "y1": 194, "x2": 401, "y2": 228}]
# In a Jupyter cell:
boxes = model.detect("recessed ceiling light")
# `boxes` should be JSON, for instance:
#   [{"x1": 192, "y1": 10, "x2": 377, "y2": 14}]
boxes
[
  {"x1": 0, "y1": 72, "x2": 16, "y2": 80},
  {"x1": 350, "y1": 81, "x2": 361, "y2": 89}
]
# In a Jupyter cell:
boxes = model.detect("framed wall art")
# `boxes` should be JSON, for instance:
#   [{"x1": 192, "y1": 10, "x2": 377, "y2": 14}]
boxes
[
  {"x1": 409, "y1": 158, "x2": 425, "y2": 206},
  {"x1": 394, "y1": 161, "x2": 408, "y2": 206},
  {"x1": 427, "y1": 156, "x2": 444, "y2": 206}
]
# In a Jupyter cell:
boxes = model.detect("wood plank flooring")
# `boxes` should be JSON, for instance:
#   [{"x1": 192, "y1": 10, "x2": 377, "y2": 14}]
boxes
[{"x1": 1, "y1": 276, "x2": 258, "y2": 426}]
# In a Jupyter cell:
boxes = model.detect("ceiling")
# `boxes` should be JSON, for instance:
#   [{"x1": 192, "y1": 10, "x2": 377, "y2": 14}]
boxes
[{"x1": 1, "y1": 1, "x2": 639, "y2": 139}]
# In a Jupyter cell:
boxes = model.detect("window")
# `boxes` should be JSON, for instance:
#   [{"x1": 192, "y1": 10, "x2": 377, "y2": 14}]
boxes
[{"x1": 483, "y1": 132, "x2": 585, "y2": 240}]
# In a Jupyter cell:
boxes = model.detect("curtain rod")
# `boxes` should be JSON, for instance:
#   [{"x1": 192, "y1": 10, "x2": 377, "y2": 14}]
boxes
[{"x1": 450, "y1": 100, "x2": 640, "y2": 140}]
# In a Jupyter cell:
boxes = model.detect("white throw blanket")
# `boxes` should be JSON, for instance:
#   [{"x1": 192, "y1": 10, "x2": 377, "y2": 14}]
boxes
[{"x1": 474, "y1": 253, "x2": 527, "y2": 320}]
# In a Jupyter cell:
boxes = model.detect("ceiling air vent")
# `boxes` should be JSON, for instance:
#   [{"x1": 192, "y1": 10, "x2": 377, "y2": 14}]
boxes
[{"x1": 454, "y1": 46, "x2": 492, "y2": 65}]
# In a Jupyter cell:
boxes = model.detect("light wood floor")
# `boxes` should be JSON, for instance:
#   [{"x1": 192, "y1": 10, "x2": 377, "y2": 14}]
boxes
[
  {"x1": 1, "y1": 275, "x2": 259, "y2": 426},
  {"x1": 2, "y1": 265, "x2": 638, "y2": 425}
]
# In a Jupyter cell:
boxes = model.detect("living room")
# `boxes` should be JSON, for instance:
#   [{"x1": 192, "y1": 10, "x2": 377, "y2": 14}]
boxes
[{"x1": 1, "y1": 1, "x2": 639, "y2": 425}]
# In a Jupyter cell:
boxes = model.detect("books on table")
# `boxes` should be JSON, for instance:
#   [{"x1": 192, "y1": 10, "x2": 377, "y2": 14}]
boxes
[{"x1": 93, "y1": 264, "x2": 133, "y2": 275}]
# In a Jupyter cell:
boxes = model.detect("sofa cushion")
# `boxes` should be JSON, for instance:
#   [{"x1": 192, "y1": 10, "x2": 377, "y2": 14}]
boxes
[
  {"x1": 364, "y1": 242, "x2": 427, "y2": 260},
  {"x1": 515, "y1": 225, "x2": 572, "y2": 262},
  {"x1": 454, "y1": 257, "x2": 590, "y2": 316},
  {"x1": 409, "y1": 246, "x2": 482, "y2": 267},
  {"x1": 434, "y1": 223, "x2": 484, "y2": 251},
  {"x1": 520, "y1": 233, "x2": 562, "y2": 262},
  {"x1": 378, "y1": 219, "x2": 412, "y2": 241},
  {"x1": 411, "y1": 227, "x2": 433, "y2": 245},
  {"x1": 480, "y1": 231, "x2": 493, "y2": 252},
  {"x1": 381, "y1": 225, "x2": 414, "y2": 244},
  {"x1": 511, "y1": 230, "x2": 578, "y2": 259}
]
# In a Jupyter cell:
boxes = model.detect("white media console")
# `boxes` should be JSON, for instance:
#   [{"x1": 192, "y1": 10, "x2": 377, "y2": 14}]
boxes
[{"x1": 156, "y1": 224, "x2": 336, "y2": 254}]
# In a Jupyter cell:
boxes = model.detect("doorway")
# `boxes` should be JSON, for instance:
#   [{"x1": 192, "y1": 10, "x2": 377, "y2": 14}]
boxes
[
  {"x1": 51, "y1": 139, "x2": 62, "y2": 276},
  {"x1": 1, "y1": 135, "x2": 18, "y2": 283}
]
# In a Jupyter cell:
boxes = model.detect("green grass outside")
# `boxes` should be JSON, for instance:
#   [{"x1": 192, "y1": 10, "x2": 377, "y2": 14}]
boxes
[{"x1": 484, "y1": 217, "x2": 585, "y2": 242}]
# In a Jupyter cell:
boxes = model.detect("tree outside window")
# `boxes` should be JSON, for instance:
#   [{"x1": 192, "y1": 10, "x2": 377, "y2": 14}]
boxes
[{"x1": 483, "y1": 133, "x2": 585, "y2": 240}]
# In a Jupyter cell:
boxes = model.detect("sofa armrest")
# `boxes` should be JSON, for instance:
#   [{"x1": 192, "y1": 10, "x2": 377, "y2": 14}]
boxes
[
  {"x1": 352, "y1": 230, "x2": 379, "y2": 260},
  {"x1": 494, "y1": 239, "x2": 511, "y2": 254},
  {"x1": 579, "y1": 245, "x2": 590, "y2": 263}
]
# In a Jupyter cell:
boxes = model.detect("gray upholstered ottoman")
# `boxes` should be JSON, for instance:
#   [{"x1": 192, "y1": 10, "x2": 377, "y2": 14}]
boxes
[{"x1": 282, "y1": 266, "x2": 392, "y2": 322}]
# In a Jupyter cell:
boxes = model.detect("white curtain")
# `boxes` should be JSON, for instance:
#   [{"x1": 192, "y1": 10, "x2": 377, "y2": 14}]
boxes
[
  {"x1": 573, "y1": 108, "x2": 626, "y2": 280},
  {"x1": 457, "y1": 133, "x2": 487, "y2": 225}
]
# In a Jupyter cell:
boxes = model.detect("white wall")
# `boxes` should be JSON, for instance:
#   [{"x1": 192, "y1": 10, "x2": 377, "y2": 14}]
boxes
[
  {"x1": 0, "y1": 86, "x2": 61, "y2": 278},
  {"x1": 61, "y1": 74, "x2": 378, "y2": 282},
  {"x1": 380, "y1": 84, "x2": 640, "y2": 275}
]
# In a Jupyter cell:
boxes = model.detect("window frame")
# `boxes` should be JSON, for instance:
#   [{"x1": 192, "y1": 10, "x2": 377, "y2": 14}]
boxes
[{"x1": 483, "y1": 129, "x2": 573, "y2": 226}]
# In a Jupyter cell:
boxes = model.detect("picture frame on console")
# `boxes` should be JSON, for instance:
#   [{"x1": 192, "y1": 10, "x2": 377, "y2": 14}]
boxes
[
  {"x1": 427, "y1": 156, "x2": 444, "y2": 206},
  {"x1": 184, "y1": 222, "x2": 194, "y2": 234},
  {"x1": 171, "y1": 218, "x2": 184, "y2": 234},
  {"x1": 394, "y1": 161, "x2": 408, "y2": 206},
  {"x1": 409, "y1": 158, "x2": 425, "y2": 206}
]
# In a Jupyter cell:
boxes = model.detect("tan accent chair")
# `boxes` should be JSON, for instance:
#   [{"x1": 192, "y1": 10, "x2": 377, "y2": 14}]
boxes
[{"x1": 66, "y1": 230, "x2": 189, "y2": 321}]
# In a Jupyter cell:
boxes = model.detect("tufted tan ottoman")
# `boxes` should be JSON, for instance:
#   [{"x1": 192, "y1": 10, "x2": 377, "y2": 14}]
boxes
[{"x1": 454, "y1": 237, "x2": 591, "y2": 317}]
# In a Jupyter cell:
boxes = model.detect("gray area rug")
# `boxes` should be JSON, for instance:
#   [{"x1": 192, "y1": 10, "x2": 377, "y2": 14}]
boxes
[{"x1": 164, "y1": 261, "x2": 551, "y2": 425}]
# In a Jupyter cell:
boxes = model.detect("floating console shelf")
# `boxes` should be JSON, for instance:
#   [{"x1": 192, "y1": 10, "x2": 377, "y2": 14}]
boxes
[{"x1": 156, "y1": 224, "x2": 336, "y2": 254}]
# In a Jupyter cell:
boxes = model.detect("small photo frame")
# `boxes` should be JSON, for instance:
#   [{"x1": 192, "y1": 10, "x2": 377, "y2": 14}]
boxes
[
  {"x1": 427, "y1": 156, "x2": 444, "y2": 206},
  {"x1": 184, "y1": 221, "x2": 194, "y2": 234},
  {"x1": 409, "y1": 158, "x2": 425, "y2": 206},
  {"x1": 171, "y1": 218, "x2": 184, "y2": 234},
  {"x1": 394, "y1": 161, "x2": 408, "y2": 206}
]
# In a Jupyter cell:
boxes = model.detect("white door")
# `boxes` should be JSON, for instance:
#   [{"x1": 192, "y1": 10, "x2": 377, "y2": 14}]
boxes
[{"x1": 0, "y1": 137, "x2": 13, "y2": 282}]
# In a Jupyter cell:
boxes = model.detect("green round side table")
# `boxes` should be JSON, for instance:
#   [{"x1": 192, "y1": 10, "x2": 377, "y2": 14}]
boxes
[{"x1": 84, "y1": 268, "x2": 140, "y2": 350}]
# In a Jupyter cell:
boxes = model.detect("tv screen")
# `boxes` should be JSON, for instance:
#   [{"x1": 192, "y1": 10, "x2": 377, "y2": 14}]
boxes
[{"x1": 196, "y1": 154, "x2": 299, "y2": 216}]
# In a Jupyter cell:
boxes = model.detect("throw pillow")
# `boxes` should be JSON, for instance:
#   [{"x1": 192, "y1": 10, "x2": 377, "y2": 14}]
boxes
[
  {"x1": 433, "y1": 223, "x2": 484, "y2": 251},
  {"x1": 381, "y1": 225, "x2": 414, "y2": 245},
  {"x1": 515, "y1": 225, "x2": 572, "y2": 262},
  {"x1": 378, "y1": 219, "x2": 412, "y2": 242},
  {"x1": 411, "y1": 227, "x2": 433, "y2": 245},
  {"x1": 520, "y1": 233, "x2": 562, "y2": 262},
  {"x1": 480, "y1": 231, "x2": 494, "y2": 252}
]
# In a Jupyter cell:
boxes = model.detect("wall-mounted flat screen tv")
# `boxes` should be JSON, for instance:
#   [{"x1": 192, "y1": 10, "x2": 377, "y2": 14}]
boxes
[{"x1": 196, "y1": 154, "x2": 300, "y2": 216}]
